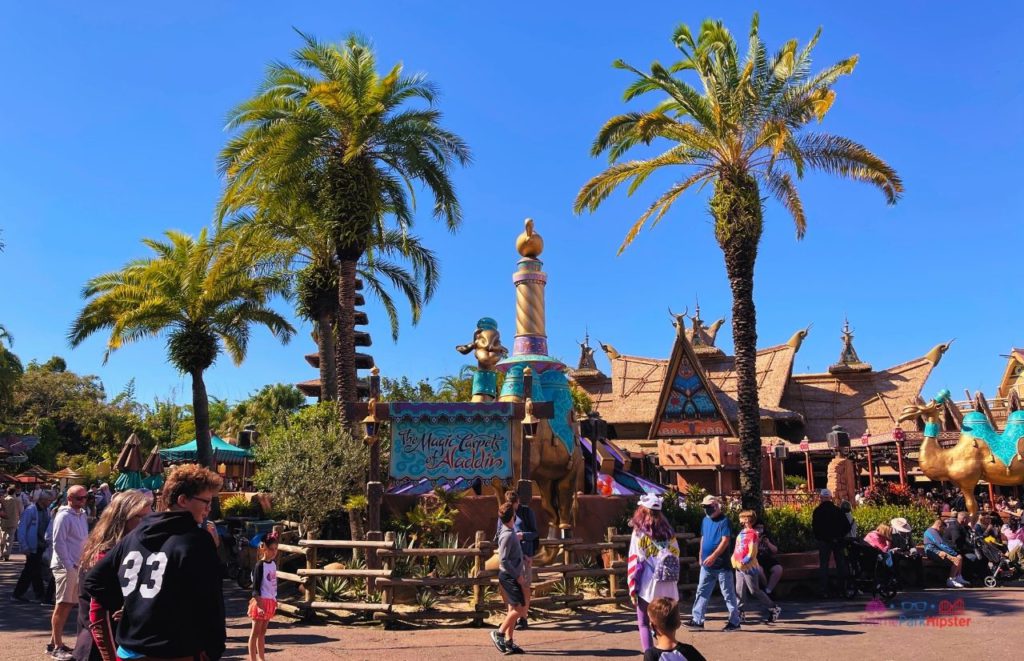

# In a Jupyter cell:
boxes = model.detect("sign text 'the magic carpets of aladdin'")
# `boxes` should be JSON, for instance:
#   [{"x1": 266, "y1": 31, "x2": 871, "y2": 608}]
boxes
[{"x1": 388, "y1": 403, "x2": 515, "y2": 485}]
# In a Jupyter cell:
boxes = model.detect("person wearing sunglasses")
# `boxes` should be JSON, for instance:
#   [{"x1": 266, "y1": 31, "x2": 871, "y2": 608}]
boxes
[
  {"x1": 43, "y1": 485, "x2": 89, "y2": 660},
  {"x1": 85, "y1": 464, "x2": 226, "y2": 661}
]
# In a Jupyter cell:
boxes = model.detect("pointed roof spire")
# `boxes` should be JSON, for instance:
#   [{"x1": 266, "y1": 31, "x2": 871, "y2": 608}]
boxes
[
  {"x1": 571, "y1": 328, "x2": 606, "y2": 382},
  {"x1": 685, "y1": 295, "x2": 725, "y2": 356},
  {"x1": 829, "y1": 317, "x2": 872, "y2": 373}
]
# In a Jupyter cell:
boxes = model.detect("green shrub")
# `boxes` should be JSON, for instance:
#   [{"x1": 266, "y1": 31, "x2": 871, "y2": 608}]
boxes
[
  {"x1": 853, "y1": 504, "x2": 934, "y2": 544},
  {"x1": 759, "y1": 506, "x2": 815, "y2": 553},
  {"x1": 221, "y1": 494, "x2": 256, "y2": 518}
]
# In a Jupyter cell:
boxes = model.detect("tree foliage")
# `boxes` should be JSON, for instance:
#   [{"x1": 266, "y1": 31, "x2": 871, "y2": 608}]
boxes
[
  {"x1": 68, "y1": 225, "x2": 295, "y2": 467},
  {"x1": 576, "y1": 14, "x2": 902, "y2": 511},
  {"x1": 252, "y1": 403, "x2": 369, "y2": 535}
]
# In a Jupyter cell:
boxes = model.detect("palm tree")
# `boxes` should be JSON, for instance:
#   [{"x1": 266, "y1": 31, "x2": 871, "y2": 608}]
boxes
[
  {"x1": 232, "y1": 197, "x2": 440, "y2": 401},
  {"x1": 219, "y1": 32, "x2": 469, "y2": 404},
  {"x1": 575, "y1": 15, "x2": 902, "y2": 510},
  {"x1": 68, "y1": 226, "x2": 295, "y2": 468},
  {"x1": 0, "y1": 324, "x2": 22, "y2": 415}
]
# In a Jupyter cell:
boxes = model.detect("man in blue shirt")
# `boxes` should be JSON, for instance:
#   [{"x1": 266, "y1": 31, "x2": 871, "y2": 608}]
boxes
[
  {"x1": 923, "y1": 518, "x2": 968, "y2": 588},
  {"x1": 683, "y1": 495, "x2": 741, "y2": 631}
]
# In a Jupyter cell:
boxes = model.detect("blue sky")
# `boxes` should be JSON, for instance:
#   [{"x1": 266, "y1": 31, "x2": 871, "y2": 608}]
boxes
[{"x1": 2, "y1": 2, "x2": 1022, "y2": 410}]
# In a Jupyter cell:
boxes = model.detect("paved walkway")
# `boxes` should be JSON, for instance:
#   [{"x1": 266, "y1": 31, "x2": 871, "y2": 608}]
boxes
[{"x1": 3, "y1": 547, "x2": 1024, "y2": 660}]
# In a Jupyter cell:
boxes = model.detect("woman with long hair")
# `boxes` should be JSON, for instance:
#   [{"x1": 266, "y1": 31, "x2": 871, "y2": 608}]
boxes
[
  {"x1": 627, "y1": 494, "x2": 680, "y2": 653},
  {"x1": 72, "y1": 490, "x2": 152, "y2": 661}
]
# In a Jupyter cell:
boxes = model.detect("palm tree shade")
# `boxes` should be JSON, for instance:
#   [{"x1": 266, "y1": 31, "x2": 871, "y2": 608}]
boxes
[
  {"x1": 575, "y1": 15, "x2": 903, "y2": 511},
  {"x1": 69, "y1": 227, "x2": 295, "y2": 468},
  {"x1": 219, "y1": 32, "x2": 469, "y2": 404}
]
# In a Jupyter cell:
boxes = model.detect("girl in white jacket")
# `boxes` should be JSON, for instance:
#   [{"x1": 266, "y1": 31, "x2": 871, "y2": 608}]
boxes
[{"x1": 627, "y1": 494, "x2": 680, "y2": 653}]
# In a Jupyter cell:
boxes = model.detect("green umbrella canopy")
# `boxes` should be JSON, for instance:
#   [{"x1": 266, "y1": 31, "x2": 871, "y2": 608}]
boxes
[
  {"x1": 115, "y1": 470, "x2": 144, "y2": 491},
  {"x1": 160, "y1": 436, "x2": 254, "y2": 464}
]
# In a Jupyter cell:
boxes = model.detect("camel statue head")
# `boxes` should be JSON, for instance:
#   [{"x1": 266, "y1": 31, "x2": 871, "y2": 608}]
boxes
[{"x1": 898, "y1": 400, "x2": 943, "y2": 425}]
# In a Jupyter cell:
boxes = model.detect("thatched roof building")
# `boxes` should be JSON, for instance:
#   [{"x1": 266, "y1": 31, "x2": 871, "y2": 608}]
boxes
[{"x1": 574, "y1": 309, "x2": 951, "y2": 492}]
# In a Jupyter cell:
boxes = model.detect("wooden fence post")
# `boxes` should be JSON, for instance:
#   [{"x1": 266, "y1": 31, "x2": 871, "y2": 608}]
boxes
[
  {"x1": 472, "y1": 530, "x2": 486, "y2": 614},
  {"x1": 606, "y1": 527, "x2": 619, "y2": 598},
  {"x1": 304, "y1": 541, "x2": 317, "y2": 615},
  {"x1": 381, "y1": 531, "x2": 395, "y2": 607},
  {"x1": 365, "y1": 530, "x2": 384, "y2": 595}
]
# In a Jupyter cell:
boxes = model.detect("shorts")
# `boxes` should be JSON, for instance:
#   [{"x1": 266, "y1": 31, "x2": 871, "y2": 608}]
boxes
[
  {"x1": 53, "y1": 566, "x2": 79, "y2": 604},
  {"x1": 248, "y1": 596, "x2": 277, "y2": 621},
  {"x1": 498, "y1": 571, "x2": 525, "y2": 607},
  {"x1": 925, "y1": 550, "x2": 953, "y2": 564},
  {"x1": 759, "y1": 556, "x2": 780, "y2": 572}
]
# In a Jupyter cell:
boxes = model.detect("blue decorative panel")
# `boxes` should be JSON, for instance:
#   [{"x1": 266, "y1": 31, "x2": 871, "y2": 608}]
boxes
[{"x1": 389, "y1": 403, "x2": 515, "y2": 486}]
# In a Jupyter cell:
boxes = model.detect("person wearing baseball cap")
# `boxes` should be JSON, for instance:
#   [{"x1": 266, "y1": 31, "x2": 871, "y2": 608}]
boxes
[
  {"x1": 812, "y1": 488, "x2": 850, "y2": 597},
  {"x1": 627, "y1": 493, "x2": 681, "y2": 652},
  {"x1": 683, "y1": 494, "x2": 741, "y2": 631}
]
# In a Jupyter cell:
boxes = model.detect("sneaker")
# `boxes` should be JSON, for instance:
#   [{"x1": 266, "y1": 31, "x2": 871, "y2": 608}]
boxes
[
  {"x1": 490, "y1": 630, "x2": 507, "y2": 654},
  {"x1": 516, "y1": 618, "x2": 529, "y2": 630},
  {"x1": 946, "y1": 578, "x2": 963, "y2": 589},
  {"x1": 682, "y1": 619, "x2": 704, "y2": 630},
  {"x1": 49, "y1": 648, "x2": 73, "y2": 661},
  {"x1": 953, "y1": 577, "x2": 970, "y2": 588},
  {"x1": 504, "y1": 641, "x2": 525, "y2": 655},
  {"x1": 723, "y1": 622, "x2": 742, "y2": 632},
  {"x1": 768, "y1": 606, "x2": 782, "y2": 623}
]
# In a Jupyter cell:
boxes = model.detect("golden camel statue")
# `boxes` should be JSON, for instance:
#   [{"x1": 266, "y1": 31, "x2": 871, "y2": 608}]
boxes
[{"x1": 898, "y1": 392, "x2": 1024, "y2": 515}]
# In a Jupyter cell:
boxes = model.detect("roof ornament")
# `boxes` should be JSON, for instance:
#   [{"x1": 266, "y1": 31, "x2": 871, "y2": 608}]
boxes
[
  {"x1": 829, "y1": 317, "x2": 871, "y2": 373},
  {"x1": 576, "y1": 329, "x2": 598, "y2": 372}
]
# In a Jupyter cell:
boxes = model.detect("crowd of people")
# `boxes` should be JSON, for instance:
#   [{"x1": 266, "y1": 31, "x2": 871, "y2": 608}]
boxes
[{"x1": 0, "y1": 465, "x2": 278, "y2": 661}]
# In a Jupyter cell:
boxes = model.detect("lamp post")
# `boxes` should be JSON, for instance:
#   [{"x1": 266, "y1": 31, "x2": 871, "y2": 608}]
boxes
[
  {"x1": 518, "y1": 367, "x2": 539, "y2": 506},
  {"x1": 861, "y1": 431, "x2": 874, "y2": 488},
  {"x1": 893, "y1": 427, "x2": 907, "y2": 486},
  {"x1": 800, "y1": 436, "x2": 813, "y2": 492}
]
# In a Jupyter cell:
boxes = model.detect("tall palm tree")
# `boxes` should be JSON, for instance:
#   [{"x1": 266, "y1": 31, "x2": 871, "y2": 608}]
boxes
[
  {"x1": 232, "y1": 197, "x2": 440, "y2": 401},
  {"x1": 575, "y1": 15, "x2": 903, "y2": 510},
  {"x1": 0, "y1": 324, "x2": 22, "y2": 416},
  {"x1": 219, "y1": 32, "x2": 469, "y2": 404},
  {"x1": 68, "y1": 226, "x2": 295, "y2": 468}
]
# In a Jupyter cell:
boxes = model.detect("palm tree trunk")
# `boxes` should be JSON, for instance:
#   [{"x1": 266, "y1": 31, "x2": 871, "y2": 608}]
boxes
[
  {"x1": 191, "y1": 368, "x2": 213, "y2": 469},
  {"x1": 713, "y1": 173, "x2": 764, "y2": 513},
  {"x1": 335, "y1": 256, "x2": 359, "y2": 403},
  {"x1": 316, "y1": 304, "x2": 338, "y2": 402}
]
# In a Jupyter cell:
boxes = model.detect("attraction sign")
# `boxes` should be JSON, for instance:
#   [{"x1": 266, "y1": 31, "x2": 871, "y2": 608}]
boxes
[{"x1": 389, "y1": 402, "x2": 515, "y2": 486}]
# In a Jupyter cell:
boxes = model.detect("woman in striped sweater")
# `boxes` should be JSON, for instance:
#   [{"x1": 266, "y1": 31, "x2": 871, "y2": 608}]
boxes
[
  {"x1": 628, "y1": 494, "x2": 680, "y2": 652},
  {"x1": 732, "y1": 510, "x2": 781, "y2": 624}
]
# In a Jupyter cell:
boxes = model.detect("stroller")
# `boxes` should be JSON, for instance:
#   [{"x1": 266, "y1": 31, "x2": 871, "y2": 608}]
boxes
[
  {"x1": 969, "y1": 528, "x2": 1019, "y2": 588},
  {"x1": 844, "y1": 539, "x2": 900, "y2": 604}
]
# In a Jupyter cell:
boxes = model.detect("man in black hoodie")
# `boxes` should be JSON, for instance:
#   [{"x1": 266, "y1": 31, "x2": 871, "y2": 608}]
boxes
[
  {"x1": 85, "y1": 464, "x2": 225, "y2": 660},
  {"x1": 811, "y1": 488, "x2": 850, "y2": 598}
]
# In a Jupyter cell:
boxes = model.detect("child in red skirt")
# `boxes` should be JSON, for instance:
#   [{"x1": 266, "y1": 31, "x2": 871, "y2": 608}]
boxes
[{"x1": 248, "y1": 532, "x2": 279, "y2": 661}]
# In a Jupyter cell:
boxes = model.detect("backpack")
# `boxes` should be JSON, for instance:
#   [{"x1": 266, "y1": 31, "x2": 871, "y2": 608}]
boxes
[{"x1": 651, "y1": 539, "x2": 680, "y2": 582}]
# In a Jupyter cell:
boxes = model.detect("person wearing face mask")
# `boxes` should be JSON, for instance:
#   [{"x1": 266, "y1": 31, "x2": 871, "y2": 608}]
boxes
[{"x1": 683, "y1": 495, "x2": 741, "y2": 632}]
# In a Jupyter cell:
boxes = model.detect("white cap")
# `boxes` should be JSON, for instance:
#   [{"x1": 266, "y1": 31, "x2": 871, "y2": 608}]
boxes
[
  {"x1": 890, "y1": 517, "x2": 911, "y2": 534},
  {"x1": 820, "y1": 488, "x2": 833, "y2": 499},
  {"x1": 701, "y1": 495, "x2": 720, "y2": 506}
]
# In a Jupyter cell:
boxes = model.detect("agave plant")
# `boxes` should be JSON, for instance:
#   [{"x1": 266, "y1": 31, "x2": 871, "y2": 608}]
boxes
[
  {"x1": 316, "y1": 576, "x2": 350, "y2": 602},
  {"x1": 435, "y1": 533, "x2": 468, "y2": 578},
  {"x1": 415, "y1": 587, "x2": 439, "y2": 612}
]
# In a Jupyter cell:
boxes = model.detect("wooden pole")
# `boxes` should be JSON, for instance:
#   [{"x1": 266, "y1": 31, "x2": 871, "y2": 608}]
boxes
[
  {"x1": 304, "y1": 540, "x2": 317, "y2": 616},
  {"x1": 380, "y1": 531, "x2": 395, "y2": 606},
  {"x1": 365, "y1": 530, "x2": 383, "y2": 595},
  {"x1": 896, "y1": 441, "x2": 907, "y2": 486},
  {"x1": 768, "y1": 449, "x2": 776, "y2": 491},
  {"x1": 805, "y1": 451, "x2": 814, "y2": 492},
  {"x1": 472, "y1": 530, "x2": 486, "y2": 614},
  {"x1": 366, "y1": 481, "x2": 383, "y2": 535},
  {"x1": 866, "y1": 446, "x2": 875, "y2": 488},
  {"x1": 606, "y1": 526, "x2": 619, "y2": 599},
  {"x1": 988, "y1": 482, "x2": 996, "y2": 508}
]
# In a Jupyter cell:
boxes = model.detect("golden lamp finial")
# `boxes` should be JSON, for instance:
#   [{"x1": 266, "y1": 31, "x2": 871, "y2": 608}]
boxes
[{"x1": 516, "y1": 218, "x2": 544, "y2": 258}]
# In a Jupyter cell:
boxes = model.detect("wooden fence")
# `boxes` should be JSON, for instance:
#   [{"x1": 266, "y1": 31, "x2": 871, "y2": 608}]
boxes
[{"x1": 274, "y1": 528, "x2": 701, "y2": 624}]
